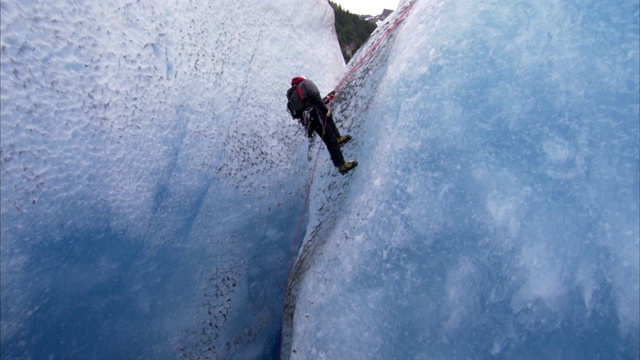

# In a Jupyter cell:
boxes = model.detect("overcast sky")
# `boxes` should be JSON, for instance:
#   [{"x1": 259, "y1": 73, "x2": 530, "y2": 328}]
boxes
[{"x1": 331, "y1": 0, "x2": 399, "y2": 16}]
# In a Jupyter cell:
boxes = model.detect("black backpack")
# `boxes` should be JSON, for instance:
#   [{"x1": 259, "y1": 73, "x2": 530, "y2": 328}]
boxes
[
  {"x1": 286, "y1": 84, "x2": 306, "y2": 119},
  {"x1": 287, "y1": 99, "x2": 302, "y2": 119}
]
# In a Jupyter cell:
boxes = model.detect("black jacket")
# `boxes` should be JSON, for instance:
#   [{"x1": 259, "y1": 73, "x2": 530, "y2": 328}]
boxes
[{"x1": 287, "y1": 79, "x2": 328, "y2": 118}]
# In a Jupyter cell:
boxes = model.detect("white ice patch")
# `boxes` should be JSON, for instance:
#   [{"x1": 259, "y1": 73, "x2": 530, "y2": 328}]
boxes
[
  {"x1": 542, "y1": 138, "x2": 572, "y2": 163},
  {"x1": 512, "y1": 243, "x2": 566, "y2": 312},
  {"x1": 444, "y1": 257, "x2": 478, "y2": 330}
]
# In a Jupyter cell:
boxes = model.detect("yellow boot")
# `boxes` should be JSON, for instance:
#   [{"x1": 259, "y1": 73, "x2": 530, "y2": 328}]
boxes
[
  {"x1": 338, "y1": 161, "x2": 358, "y2": 174},
  {"x1": 337, "y1": 135, "x2": 352, "y2": 147}
]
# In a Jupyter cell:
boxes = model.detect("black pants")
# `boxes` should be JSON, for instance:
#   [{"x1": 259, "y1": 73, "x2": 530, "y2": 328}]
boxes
[{"x1": 308, "y1": 109, "x2": 345, "y2": 167}]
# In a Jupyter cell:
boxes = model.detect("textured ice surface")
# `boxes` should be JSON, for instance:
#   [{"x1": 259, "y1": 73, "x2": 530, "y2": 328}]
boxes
[
  {"x1": 285, "y1": 0, "x2": 639, "y2": 358},
  {"x1": 1, "y1": 0, "x2": 343, "y2": 358},
  {"x1": 2, "y1": 0, "x2": 639, "y2": 358}
]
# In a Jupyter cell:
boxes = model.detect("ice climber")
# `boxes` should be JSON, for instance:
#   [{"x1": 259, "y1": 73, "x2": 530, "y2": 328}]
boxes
[{"x1": 286, "y1": 76, "x2": 358, "y2": 174}]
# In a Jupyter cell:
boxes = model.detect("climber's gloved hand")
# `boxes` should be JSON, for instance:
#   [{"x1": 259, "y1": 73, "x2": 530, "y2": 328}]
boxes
[{"x1": 325, "y1": 109, "x2": 331, "y2": 118}]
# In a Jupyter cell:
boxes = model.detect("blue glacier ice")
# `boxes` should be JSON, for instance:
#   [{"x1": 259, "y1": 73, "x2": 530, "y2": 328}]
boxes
[
  {"x1": 1, "y1": 1, "x2": 343, "y2": 358},
  {"x1": 1, "y1": 0, "x2": 639, "y2": 359},
  {"x1": 285, "y1": 0, "x2": 639, "y2": 359}
]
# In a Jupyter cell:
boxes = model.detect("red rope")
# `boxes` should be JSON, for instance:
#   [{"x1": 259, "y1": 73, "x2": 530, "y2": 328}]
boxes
[{"x1": 333, "y1": 0, "x2": 417, "y2": 93}]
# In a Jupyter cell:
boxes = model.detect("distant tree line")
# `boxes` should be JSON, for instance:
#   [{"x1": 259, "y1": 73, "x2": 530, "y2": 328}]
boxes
[{"x1": 329, "y1": 1, "x2": 377, "y2": 63}]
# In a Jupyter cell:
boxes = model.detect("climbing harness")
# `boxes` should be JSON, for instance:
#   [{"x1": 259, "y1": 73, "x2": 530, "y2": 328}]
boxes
[{"x1": 301, "y1": 107, "x2": 315, "y2": 136}]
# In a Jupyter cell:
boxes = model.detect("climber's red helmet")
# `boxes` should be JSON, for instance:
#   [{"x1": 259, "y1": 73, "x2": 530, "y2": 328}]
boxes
[{"x1": 291, "y1": 76, "x2": 306, "y2": 86}]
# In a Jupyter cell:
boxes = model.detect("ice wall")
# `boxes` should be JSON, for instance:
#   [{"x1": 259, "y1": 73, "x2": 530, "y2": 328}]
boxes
[
  {"x1": 286, "y1": 0, "x2": 639, "y2": 358},
  {"x1": 1, "y1": 0, "x2": 344, "y2": 358}
]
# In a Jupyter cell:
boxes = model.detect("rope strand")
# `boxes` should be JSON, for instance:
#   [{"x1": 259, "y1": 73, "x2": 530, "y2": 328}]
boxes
[{"x1": 333, "y1": 0, "x2": 417, "y2": 93}]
